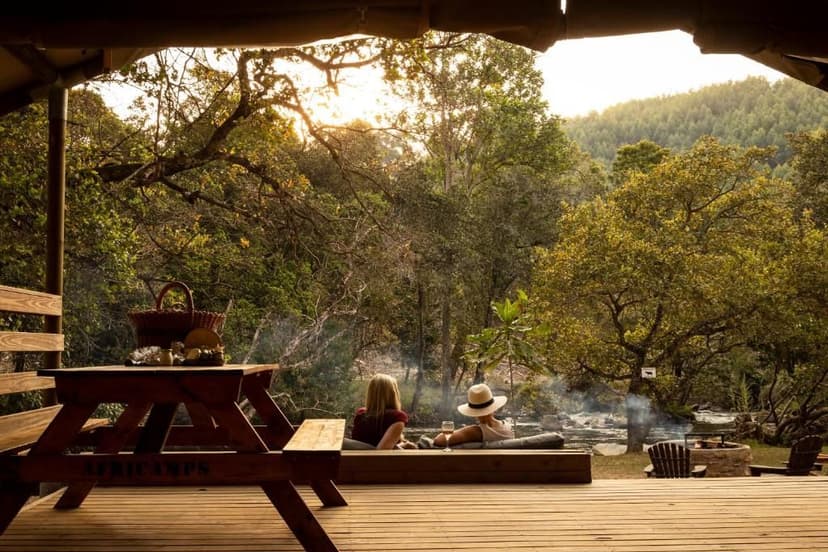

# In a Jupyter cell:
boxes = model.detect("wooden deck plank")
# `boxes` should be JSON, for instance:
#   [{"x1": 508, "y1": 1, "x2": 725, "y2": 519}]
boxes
[{"x1": 1, "y1": 479, "x2": 827, "y2": 551}]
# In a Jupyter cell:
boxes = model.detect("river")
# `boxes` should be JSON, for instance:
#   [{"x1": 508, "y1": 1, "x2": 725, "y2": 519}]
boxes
[{"x1": 407, "y1": 409, "x2": 737, "y2": 450}]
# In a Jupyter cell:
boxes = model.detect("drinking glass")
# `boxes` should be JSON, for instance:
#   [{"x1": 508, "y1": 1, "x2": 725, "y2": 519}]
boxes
[{"x1": 441, "y1": 420, "x2": 455, "y2": 452}]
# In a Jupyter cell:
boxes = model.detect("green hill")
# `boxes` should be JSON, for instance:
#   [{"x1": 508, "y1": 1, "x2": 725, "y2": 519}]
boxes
[{"x1": 563, "y1": 76, "x2": 828, "y2": 168}]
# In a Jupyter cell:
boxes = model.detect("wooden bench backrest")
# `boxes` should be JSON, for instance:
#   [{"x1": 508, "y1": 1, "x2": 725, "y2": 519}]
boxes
[{"x1": 0, "y1": 284, "x2": 63, "y2": 447}]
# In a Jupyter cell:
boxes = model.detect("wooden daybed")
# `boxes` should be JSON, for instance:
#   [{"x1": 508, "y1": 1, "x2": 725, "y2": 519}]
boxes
[{"x1": 337, "y1": 448, "x2": 592, "y2": 483}]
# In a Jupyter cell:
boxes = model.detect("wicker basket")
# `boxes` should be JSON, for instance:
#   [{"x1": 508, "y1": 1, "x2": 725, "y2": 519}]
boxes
[{"x1": 128, "y1": 281, "x2": 225, "y2": 348}]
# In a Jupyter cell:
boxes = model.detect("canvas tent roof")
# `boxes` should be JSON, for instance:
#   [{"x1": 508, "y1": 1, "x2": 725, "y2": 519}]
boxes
[{"x1": 0, "y1": 0, "x2": 826, "y2": 116}]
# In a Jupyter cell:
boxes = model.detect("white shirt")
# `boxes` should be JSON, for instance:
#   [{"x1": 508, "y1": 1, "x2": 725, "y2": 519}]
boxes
[{"x1": 479, "y1": 418, "x2": 514, "y2": 442}]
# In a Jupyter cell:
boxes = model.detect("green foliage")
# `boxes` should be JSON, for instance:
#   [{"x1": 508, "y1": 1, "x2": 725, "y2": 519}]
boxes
[
  {"x1": 0, "y1": 90, "x2": 143, "y2": 366},
  {"x1": 515, "y1": 375, "x2": 559, "y2": 419},
  {"x1": 566, "y1": 77, "x2": 828, "y2": 168},
  {"x1": 660, "y1": 402, "x2": 694, "y2": 422},
  {"x1": 465, "y1": 290, "x2": 541, "y2": 419},
  {"x1": 789, "y1": 129, "x2": 828, "y2": 227},
  {"x1": 531, "y1": 136, "x2": 803, "y2": 450},
  {"x1": 378, "y1": 32, "x2": 589, "y2": 414},
  {"x1": 271, "y1": 320, "x2": 363, "y2": 422},
  {"x1": 0, "y1": 390, "x2": 43, "y2": 415},
  {"x1": 733, "y1": 373, "x2": 752, "y2": 413},
  {"x1": 611, "y1": 140, "x2": 670, "y2": 187},
  {"x1": 465, "y1": 290, "x2": 538, "y2": 374}
]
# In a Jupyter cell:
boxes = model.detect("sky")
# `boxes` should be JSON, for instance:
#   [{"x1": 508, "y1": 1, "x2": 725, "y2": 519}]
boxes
[
  {"x1": 101, "y1": 30, "x2": 788, "y2": 124},
  {"x1": 293, "y1": 30, "x2": 788, "y2": 123},
  {"x1": 537, "y1": 30, "x2": 786, "y2": 118}
]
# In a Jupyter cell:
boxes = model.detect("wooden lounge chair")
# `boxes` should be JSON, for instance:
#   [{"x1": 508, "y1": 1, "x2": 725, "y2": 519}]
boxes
[
  {"x1": 644, "y1": 441, "x2": 707, "y2": 478},
  {"x1": 749, "y1": 435, "x2": 824, "y2": 476}
]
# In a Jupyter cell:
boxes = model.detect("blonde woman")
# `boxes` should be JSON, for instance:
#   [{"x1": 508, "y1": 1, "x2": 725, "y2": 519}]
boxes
[{"x1": 351, "y1": 373, "x2": 414, "y2": 449}]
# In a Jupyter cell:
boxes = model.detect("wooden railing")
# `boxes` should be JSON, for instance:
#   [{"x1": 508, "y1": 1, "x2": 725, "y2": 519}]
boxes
[{"x1": 0, "y1": 284, "x2": 66, "y2": 454}]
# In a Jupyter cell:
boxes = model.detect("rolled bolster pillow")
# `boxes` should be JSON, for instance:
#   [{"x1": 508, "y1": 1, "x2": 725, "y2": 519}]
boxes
[
  {"x1": 482, "y1": 432, "x2": 565, "y2": 449},
  {"x1": 342, "y1": 438, "x2": 377, "y2": 450}
]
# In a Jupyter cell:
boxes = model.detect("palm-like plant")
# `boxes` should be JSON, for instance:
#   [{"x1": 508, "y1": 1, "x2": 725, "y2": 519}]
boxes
[{"x1": 465, "y1": 290, "x2": 539, "y2": 434}]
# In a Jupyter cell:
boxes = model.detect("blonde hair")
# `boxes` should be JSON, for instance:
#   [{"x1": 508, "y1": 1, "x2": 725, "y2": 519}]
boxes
[{"x1": 364, "y1": 373, "x2": 402, "y2": 420}]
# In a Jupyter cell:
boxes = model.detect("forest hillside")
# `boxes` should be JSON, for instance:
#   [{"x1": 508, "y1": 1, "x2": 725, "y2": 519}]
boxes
[{"x1": 564, "y1": 76, "x2": 828, "y2": 168}]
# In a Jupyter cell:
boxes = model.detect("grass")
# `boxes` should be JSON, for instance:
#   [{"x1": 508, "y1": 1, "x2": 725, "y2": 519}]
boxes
[{"x1": 591, "y1": 440, "x2": 827, "y2": 478}]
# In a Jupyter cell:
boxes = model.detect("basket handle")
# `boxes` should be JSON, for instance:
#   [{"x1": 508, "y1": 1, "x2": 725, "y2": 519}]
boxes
[{"x1": 155, "y1": 281, "x2": 195, "y2": 313}]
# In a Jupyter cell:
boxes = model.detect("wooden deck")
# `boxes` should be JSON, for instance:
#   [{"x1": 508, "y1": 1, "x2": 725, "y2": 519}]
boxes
[{"x1": 1, "y1": 478, "x2": 827, "y2": 551}]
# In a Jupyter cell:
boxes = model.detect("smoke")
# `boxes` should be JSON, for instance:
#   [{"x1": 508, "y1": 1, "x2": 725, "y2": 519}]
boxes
[{"x1": 625, "y1": 393, "x2": 657, "y2": 427}]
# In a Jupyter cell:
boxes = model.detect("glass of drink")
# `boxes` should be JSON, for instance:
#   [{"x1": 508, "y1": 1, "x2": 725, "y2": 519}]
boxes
[{"x1": 441, "y1": 420, "x2": 455, "y2": 452}]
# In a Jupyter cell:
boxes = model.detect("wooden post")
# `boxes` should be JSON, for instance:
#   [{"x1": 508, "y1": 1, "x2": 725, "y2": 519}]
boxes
[
  {"x1": 40, "y1": 87, "x2": 68, "y2": 497},
  {"x1": 45, "y1": 86, "x2": 67, "y2": 371}
]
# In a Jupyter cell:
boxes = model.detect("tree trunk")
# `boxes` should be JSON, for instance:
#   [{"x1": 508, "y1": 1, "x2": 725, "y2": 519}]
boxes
[
  {"x1": 508, "y1": 356, "x2": 517, "y2": 438},
  {"x1": 625, "y1": 374, "x2": 653, "y2": 453},
  {"x1": 474, "y1": 281, "x2": 495, "y2": 384},
  {"x1": 409, "y1": 281, "x2": 426, "y2": 418},
  {"x1": 440, "y1": 279, "x2": 452, "y2": 417}
]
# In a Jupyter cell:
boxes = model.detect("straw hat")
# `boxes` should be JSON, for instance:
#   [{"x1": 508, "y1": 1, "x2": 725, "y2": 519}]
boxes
[{"x1": 457, "y1": 383, "x2": 507, "y2": 417}]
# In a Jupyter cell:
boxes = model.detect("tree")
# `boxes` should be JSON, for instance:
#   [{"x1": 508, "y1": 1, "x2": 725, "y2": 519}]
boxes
[
  {"x1": 747, "y1": 213, "x2": 828, "y2": 443},
  {"x1": 789, "y1": 129, "x2": 828, "y2": 227},
  {"x1": 388, "y1": 32, "x2": 580, "y2": 416},
  {"x1": 610, "y1": 140, "x2": 669, "y2": 187},
  {"x1": 565, "y1": 77, "x2": 828, "y2": 168},
  {"x1": 0, "y1": 90, "x2": 143, "y2": 367},
  {"x1": 84, "y1": 46, "x2": 410, "y2": 373},
  {"x1": 464, "y1": 290, "x2": 540, "y2": 428},
  {"x1": 532, "y1": 136, "x2": 800, "y2": 452}
]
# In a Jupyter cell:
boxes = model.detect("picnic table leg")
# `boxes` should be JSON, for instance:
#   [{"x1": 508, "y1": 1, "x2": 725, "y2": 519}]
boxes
[
  {"x1": 134, "y1": 403, "x2": 178, "y2": 452},
  {"x1": 206, "y1": 403, "x2": 268, "y2": 452},
  {"x1": 242, "y1": 373, "x2": 293, "y2": 448},
  {"x1": 203, "y1": 400, "x2": 341, "y2": 551},
  {"x1": 55, "y1": 402, "x2": 152, "y2": 510},
  {"x1": 262, "y1": 481, "x2": 339, "y2": 552},
  {"x1": 0, "y1": 484, "x2": 33, "y2": 534},
  {"x1": 185, "y1": 402, "x2": 217, "y2": 429},
  {"x1": 309, "y1": 481, "x2": 348, "y2": 507},
  {"x1": 243, "y1": 376, "x2": 347, "y2": 507},
  {"x1": 0, "y1": 403, "x2": 98, "y2": 533},
  {"x1": 29, "y1": 404, "x2": 99, "y2": 455}
]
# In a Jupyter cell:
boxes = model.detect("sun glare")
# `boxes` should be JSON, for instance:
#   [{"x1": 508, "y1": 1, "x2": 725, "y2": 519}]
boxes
[
  {"x1": 295, "y1": 65, "x2": 403, "y2": 128},
  {"x1": 538, "y1": 30, "x2": 786, "y2": 118}
]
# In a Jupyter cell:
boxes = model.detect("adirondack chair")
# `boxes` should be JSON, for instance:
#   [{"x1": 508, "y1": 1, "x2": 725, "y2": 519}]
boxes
[
  {"x1": 749, "y1": 435, "x2": 824, "y2": 476},
  {"x1": 644, "y1": 441, "x2": 707, "y2": 478}
]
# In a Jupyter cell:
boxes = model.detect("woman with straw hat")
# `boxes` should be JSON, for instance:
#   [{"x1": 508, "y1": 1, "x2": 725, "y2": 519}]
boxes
[{"x1": 431, "y1": 383, "x2": 514, "y2": 448}]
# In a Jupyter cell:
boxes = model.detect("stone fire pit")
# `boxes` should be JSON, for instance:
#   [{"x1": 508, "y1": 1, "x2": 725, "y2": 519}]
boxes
[{"x1": 661, "y1": 439, "x2": 752, "y2": 477}]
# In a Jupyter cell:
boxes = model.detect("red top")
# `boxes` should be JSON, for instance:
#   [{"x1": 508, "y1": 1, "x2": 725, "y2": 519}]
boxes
[{"x1": 351, "y1": 407, "x2": 409, "y2": 447}]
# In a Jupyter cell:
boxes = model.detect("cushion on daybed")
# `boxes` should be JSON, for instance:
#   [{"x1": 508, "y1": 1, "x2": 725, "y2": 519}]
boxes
[
  {"x1": 344, "y1": 432, "x2": 566, "y2": 450},
  {"x1": 452, "y1": 432, "x2": 565, "y2": 450},
  {"x1": 343, "y1": 437, "x2": 377, "y2": 450}
]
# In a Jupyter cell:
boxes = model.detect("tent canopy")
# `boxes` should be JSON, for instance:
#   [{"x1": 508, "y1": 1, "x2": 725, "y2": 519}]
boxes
[{"x1": 0, "y1": 0, "x2": 826, "y2": 116}]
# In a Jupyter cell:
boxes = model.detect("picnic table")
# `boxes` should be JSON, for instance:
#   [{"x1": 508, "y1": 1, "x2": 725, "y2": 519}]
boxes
[{"x1": 0, "y1": 364, "x2": 346, "y2": 552}]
